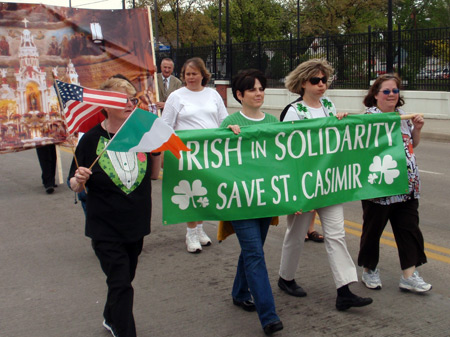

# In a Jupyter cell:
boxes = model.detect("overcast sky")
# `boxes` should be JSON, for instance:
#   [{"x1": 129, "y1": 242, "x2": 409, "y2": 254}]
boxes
[{"x1": 2, "y1": 0, "x2": 126, "y2": 10}]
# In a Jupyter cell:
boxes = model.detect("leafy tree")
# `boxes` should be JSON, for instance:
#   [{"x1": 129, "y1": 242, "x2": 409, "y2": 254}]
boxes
[
  {"x1": 133, "y1": 0, "x2": 218, "y2": 46},
  {"x1": 228, "y1": 0, "x2": 289, "y2": 42},
  {"x1": 394, "y1": 0, "x2": 450, "y2": 30},
  {"x1": 295, "y1": 0, "x2": 387, "y2": 35}
]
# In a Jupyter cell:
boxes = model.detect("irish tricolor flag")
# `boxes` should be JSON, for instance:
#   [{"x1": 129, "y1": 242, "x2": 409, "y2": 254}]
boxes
[{"x1": 107, "y1": 108, "x2": 190, "y2": 159}]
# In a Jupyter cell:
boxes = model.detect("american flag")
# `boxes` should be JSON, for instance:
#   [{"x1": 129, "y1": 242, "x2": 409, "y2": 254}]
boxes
[{"x1": 54, "y1": 80, "x2": 128, "y2": 134}]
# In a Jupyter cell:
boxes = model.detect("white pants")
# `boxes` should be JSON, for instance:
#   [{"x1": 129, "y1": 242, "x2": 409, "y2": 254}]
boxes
[{"x1": 279, "y1": 204, "x2": 358, "y2": 289}]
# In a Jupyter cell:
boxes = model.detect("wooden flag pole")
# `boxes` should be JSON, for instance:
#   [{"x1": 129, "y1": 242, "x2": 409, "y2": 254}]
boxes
[
  {"x1": 55, "y1": 145, "x2": 63, "y2": 184},
  {"x1": 146, "y1": 6, "x2": 161, "y2": 117},
  {"x1": 400, "y1": 113, "x2": 424, "y2": 120}
]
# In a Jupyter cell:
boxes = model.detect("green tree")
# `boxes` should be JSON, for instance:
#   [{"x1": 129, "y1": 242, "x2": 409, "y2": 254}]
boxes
[
  {"x1": 297, "y1": 0, "x2": 387, "y2": 35},
  {"x1": 134, "y1": 0, "x2": 219, "y2": 46},
  {"x1": 228, "y1": 0, "x2": 290, "y2": 42},
  {"x1": 394, "y1": 0, "x2": 450, "y2": 30}
]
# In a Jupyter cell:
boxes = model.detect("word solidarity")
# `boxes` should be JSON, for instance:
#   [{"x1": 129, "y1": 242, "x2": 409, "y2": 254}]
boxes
[{"x1": 162, "y1": 113, "x2": 408, "y2": 225}]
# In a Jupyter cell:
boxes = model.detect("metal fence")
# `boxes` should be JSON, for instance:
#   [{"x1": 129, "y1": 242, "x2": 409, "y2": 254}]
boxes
[{"x1": 156, "y1": 26, "x2": 450, "y2": 91}]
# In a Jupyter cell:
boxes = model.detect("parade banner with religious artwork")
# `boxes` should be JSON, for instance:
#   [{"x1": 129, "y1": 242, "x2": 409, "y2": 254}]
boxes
[
  {"x1": 0, "y1": 3, "x2": 157, "y2": 153},
  {"x1": 162, "y1": 113, "x2": 409, "y2": 225}
]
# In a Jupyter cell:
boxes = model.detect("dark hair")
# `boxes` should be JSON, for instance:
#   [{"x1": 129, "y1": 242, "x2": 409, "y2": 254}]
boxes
[
  {"x1": 232, "y1": 69, "x2": 267, "y2": 104},
  {"x1": 363, "y1": 73, "x2": 405, "y2": 108},
  {"x1": 180, "y1": 57, "x2": 211, "y2": 86}
]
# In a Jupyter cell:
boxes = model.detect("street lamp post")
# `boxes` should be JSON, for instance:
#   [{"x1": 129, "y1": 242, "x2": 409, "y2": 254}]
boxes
[
  {"x1": 386, "y1": 0, "x2": 394, "y2": 73},
  {"x1": 176, "y1": 0, "x2": 179, "y2": 49},
  {"x1": 154, "y1": 0, "x2": 159, "y2": 47},
  {"x1": 218, "y1": 0, "x2": 222, "y2": 46},
  {"x1": 297, "y1": 0, "x2": 300, "y2": 39}
]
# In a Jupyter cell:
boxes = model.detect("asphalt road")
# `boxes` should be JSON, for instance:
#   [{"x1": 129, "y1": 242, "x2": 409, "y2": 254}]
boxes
[{"x1": 0, "y1": 139, "x2": 449, "y2": 337}]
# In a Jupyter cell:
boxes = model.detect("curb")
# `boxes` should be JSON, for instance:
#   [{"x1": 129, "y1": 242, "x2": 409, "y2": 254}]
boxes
[{"x1": 421, "y1": 132, "x2": 450, "y2": 143}]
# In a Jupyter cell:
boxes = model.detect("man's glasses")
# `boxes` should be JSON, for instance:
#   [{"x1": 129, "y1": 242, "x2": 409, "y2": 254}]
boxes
[
  {"x1": 127, "y1": 97, "x2": 140, "y2": 106},
  {"x1": 380, "y1": 88, "x2": 400, "y2": 95},
  {"x1": 309, "y1": 76, "x2": 327, "y2": 85}
]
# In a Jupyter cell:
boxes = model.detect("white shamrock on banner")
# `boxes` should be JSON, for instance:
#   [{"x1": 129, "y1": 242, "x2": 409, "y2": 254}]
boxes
[
  {"x1": 171, "y1": 180, "x2": 208, "y2": 210},
  {"x1": 368, "y1": 155, "x2": 400, "y2": 185}
]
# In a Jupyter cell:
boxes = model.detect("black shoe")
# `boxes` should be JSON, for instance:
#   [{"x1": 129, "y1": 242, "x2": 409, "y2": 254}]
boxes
[
  {"x1": 45, "y1": 187, "x2": 54, "y2": 194},
  {"x1": 263, "y1": 320, "x2": 283, "y2": 335},
  {"x1": 278, "y1": 277, "x2": 307, "y2": 297},
  {"x1": 103, "y1": 319, "x2": 119, "y2": 337},
  {"x1": 233, "y1": 298, "x2": 256, "y2": 312},
  {"x1": 336, "y1": 295, "x2": 373, "y2": 311}
]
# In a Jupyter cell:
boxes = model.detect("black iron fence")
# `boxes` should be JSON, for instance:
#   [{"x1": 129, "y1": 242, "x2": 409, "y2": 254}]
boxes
[{"x1": 157, "y1": 26, "x2": 450, "y2": 91}]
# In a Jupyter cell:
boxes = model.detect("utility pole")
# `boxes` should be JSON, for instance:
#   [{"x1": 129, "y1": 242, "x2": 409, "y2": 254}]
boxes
[
  {"x1": 386, "y1": 0, "x2": 394, "y2": 73},
  {"x1": 218, "y1": 0, "x2": 222, "y2": 46}
]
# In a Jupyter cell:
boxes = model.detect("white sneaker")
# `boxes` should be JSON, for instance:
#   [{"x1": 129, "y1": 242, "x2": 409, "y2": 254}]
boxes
[
  {"x1": 399, "y1": 271, "x2": 432, "y2": 293},
  {"x1": 103, "y1": 320, "x2": 118, "y2": 337},
  {"x1": 197, "y1": 226, "x2": 212, "y2": 246},
  {"x1": 186, "y1": 230, "x2": 202, "y2": 253},
  {"x1": 362, "y1": 268, "x2": 382, "y2": 290}
]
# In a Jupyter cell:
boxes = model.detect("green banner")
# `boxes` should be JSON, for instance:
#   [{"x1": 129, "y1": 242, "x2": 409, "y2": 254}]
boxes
[{"x1": 162, "y1": 113, "x2": 408, "y2": 225}]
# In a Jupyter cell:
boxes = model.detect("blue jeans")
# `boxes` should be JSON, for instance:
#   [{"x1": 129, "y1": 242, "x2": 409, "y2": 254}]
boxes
[{"x1": 231, "y1": 217, "x2": 279, "y2": 328}]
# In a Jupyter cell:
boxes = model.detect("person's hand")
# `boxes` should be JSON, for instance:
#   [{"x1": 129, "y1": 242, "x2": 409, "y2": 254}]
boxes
[
  {"x1": 156, "y1": 101, "x2": 165, "y2": 109},
  {"x1": 336, "y1": 112, "x2": 348, "y2": 120},
  {"x1": 294, "y1": 210, "x2": 315, "y2": 215},
  {"x1": 411, "y1": 114, "x2": 424, "y2": 131},
  {"x1": 74, "y1": 167, "x2": 92, "y2": 185},
  {"x1": 228, "y1": 125, "x2": 241, "y2": 135}
]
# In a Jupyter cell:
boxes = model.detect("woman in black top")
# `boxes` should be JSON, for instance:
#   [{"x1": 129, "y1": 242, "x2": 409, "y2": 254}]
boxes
[{"x1": 69, "y1": 77, "x2": 160, "y2": 337}]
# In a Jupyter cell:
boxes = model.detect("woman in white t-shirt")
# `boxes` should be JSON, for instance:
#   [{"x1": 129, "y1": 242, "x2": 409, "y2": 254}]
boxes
[
  {"x1": 277, "y1": 59, "x2": 373, "y2": 311},
  {"x1": 162, "y1": 57, "x2": 228, "y2": 253}
]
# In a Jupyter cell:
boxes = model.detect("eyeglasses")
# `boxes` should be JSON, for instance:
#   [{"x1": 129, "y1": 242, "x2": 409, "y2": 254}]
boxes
[
  {"x1": 309, "y1": 76, "x2": 327, "y2": 85},
  {"x1": 380, "y1": 88, "x2": 400, "y2": 95},
  {"x1": 127, "y1": 97, "x2": 140, "y2": 106}
]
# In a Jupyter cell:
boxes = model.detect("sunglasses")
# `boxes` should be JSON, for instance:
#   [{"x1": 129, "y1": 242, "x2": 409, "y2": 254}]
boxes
[
  {"x1": 380, "y1": 88, "x2": 400, "y2": 95},
  {"x1": 309, "y1": 76, "x2": 327, "y2": 85},
  {"x1": 127, "y1": 97, "x2": 140, "y2": 106}
]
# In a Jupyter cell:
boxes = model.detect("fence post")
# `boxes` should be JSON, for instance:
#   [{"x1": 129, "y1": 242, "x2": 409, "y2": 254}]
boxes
[
  {"x1": 398, "y1": 24, "x2": 402, "y2": 77},
  {"x1": 226, "y1": 38, "x2": 233, "y2": 80},
  {"x1": 213, "y1": 40, "x2": 217, "y2": 79},
  {"x1": 368, "y1": 25, "x2": 372, "y2": 86},
  {"x1": 326, "y1": 31, "x2": 330, "y2": 61},
  {"x1": 289, "y1": 33, "x2": 293, "y2": 71},
  {"x1": 258, "y1": 37, "x2": 262, "y2": 70}
]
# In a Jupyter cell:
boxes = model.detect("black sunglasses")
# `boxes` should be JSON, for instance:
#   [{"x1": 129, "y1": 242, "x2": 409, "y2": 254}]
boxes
[
  {"x1": 380, "y1": 88, "x2": 400, "y2": 95},
  {"x1": 127, "y1": 97, "x2": 140, "y2": 106},
  {"x1": 309, "y1": 76, "x2": 327, "y2": 85}
]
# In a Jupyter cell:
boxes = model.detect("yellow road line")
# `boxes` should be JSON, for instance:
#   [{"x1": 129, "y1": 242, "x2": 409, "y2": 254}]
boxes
[{"x1": 315, "y1": 219, "x2": 450, "y2": 264}]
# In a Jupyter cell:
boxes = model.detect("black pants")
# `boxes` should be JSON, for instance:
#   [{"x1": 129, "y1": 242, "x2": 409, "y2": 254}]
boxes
[
  {"x1": 36, "y1": 144, "x2": 56, "y2": 188},
  {"x1": 358, "y1": 199, "x2": 427, "y2": 271},
  {"x1": 92, "y1": 239, "x2": 144, "y2": 337}
]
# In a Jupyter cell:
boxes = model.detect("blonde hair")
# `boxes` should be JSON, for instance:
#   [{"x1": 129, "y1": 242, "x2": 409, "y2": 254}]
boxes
[
  {"x1": 99, "y1": 77, "x2": 136, "y2": 117},
  {"x1": 285, "y1": 58, "x2": 334, "y2": 96},
  {"x1": 99, "y1": 77, "x2": 136, "y2": 96}
]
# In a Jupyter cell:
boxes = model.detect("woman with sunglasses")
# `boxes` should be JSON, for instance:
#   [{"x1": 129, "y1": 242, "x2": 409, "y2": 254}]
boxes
[
  {"x1": 277, "y1": 59, "x2": 373, "y2": 311},
  {"x1": 68, "y1": 76, "x2": 161, "y2": 337},
  {"x1": 358, "y1": 73, "x2": 430, "y2": 293}
]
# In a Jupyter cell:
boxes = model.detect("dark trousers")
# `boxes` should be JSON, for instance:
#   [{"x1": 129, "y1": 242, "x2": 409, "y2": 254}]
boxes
[
  {"x1": 36, "y1": 144, "x2": 56, "y2": 188},
  {"x1": 92, "y1": 239, "x2": 144, "y2": 337},
  {"x1": 358, "y1": 199, "x2": 427, "y2": 271}
]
